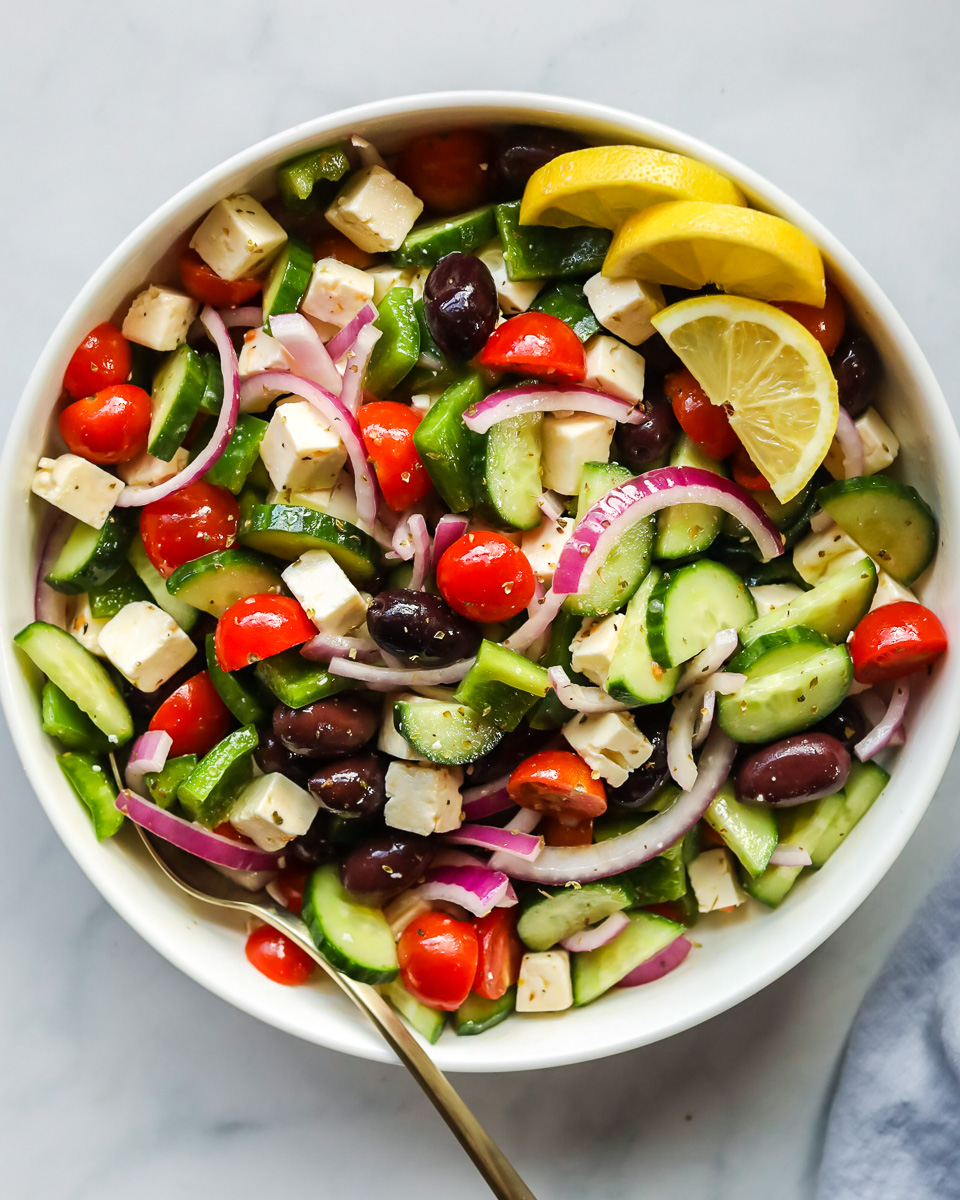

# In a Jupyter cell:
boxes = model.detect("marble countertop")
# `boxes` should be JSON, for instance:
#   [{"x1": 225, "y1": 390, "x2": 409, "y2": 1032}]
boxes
[{"x1": 4, "y1": 2, "x2": 959, "y2": 1196}]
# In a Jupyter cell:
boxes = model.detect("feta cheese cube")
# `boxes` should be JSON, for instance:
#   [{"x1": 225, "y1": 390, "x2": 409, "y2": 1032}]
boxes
[
  {"x1": 237, "y1": 329, "x2": 297, "y2": 411},
  {"x1": 516, "y1": 950, "x2": 573, "y2": 1013},
  {"x1": 379, "y1": 696, "x2": 429, "y2": 762},
  {"x1": 121, "y1": 285, "x2": 198, "y2": 351},
  {"x1": 118, "y1": 447, "x2": 189, "y2": 488},
  {"x1": 870, "y1": 569, "x2": 918, "y2": 612},
  {"x1": 189, "y1": 193, "x2": 288, "y2": 281},
  {"x1": 281, "y1": 549, "x2": 367, "y2": 635},
  {"x1": 301, "y1": 258, "x2": 376, "y2": 329},
  {"x1": 748, "y1": 583, "x2": 806, "y2": 616},
  {"x1": 98, "y1": 601, "x2": 196, "y2": 692},
  {"x1": 229, "y1": 772, "x2": 320, "y2": 853},
  {"x1": 32, "y1": 455, "x2": 124, "y2": 529},
  {"x1": 68, "y1": 594, "x2": 108, "y2": 657},
  {"x1": 563, "y1": 710, "x2": 651, "y2": 787},
  {"x1": 383, "y1": 891, "x2": 433, "y2": 941},
  {"x1": 582, "y1": 274, "x2": 665, "y2": 345},
  {"x1": 384, "y1": 761, "x2": 464, "y2": 836},
  {"x1": 583, "y1": 334, "x2": 646, "y2": 403},
  {"x1": 793, "y1": 522, "x2": 866, "y2": 585},
  {"x1": 541, "y1": 412, "x2": 615, "y2": 495},
  {"x1": 409, "y1": 391, "x2": 440, "y2": 414},
  {"x1": 259, "y1": 400, "x2": 347, "y2": 492},
  {"x1": 687, "y1": 848, "x2": 746, "y2": 913},
  {"x1": 476, "y1": 241, "x2": 542, "y2": 314},
  {"x1": 520, "y1": 514, "x2": 576, "y2": 584},
  {"x1": 325, "y1": 166, "x2": 424, "y2": 254},
  {"x1": 366, "y1": 264, "x2": 428, "y2": 306},
  {"x1": 570, "y1": 613, "x2": 623, "y2": 687},
  {"x1": 825, "y1": 406, "x2": 900, "y2": 479}
]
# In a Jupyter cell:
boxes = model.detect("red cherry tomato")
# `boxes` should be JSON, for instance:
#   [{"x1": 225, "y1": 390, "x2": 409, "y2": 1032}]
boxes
[
  {"x1": 508, "y1": 750, "x2": 607, "y2": 820},
  {"x1": 245, "y1": 924, "x2": 315, "y2": 986},
  {"x1": 179, "y1": 249, "x2": 262, "y2": 308},
  {"x1": 63, "y1": 322, "x2": 132, "y2": 400},
  {"x1": 140, "y1": 482, "x2": 239, "y2": 577},
  {"x1": 472, "y1": 909, "x2": 524, "y2": 1000},
  {"x1": 271, "y1": 866, "x2": 310, "y2": 916},
  {"x1": 479, "y1": 312, "x2": 587, "y2": 382},
  {"x1": 312, "y1": 227, "x2": 378, "y2": 269},
  {"x1": 215, "y1": 593, "x2": 317, "y2": 673},
  {"x1": 58, "y1": 384, "x2": 152, "y2": 465},
  {"x1": 541, "y1": 814, "x2": 594, "y2": 847},
  {"x1": 664, "y1": 368, "x2": 739, "y2": 460},
  {"x1": 398, "y1": 911, "x2": 479, "y2": 1011},
  {"x1": 730, "y1": 444, "x2": 771, "y2": 492},
  {"x1": 148, "y1": 670, "x2": 232, "y2": 758},
  {"x1": 645, "y1": 901, "x2": 687, "y2": 923},
  {"x1": 357, "y1": 401, "x2": 433, "y2": 513},
  {"x1": 701, "y1": 823, "x2": 727, "y2": 848},
  {"x1": 775, "y1": 280, "x2": 846, "y2": 356},
  {"x1": 397, "y1": 129, "x2": 494, "y2": 214},
  {"x1": 436, "y1": 531, "x2": 536, "y2": 623},
  {"x1": 849, "y1": 601, "x2": 947, "y2": 685}
]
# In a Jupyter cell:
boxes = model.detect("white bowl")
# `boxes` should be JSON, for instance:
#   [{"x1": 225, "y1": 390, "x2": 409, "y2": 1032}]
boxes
[{"x1": 3, "y1": 92, "x2": 958, "y2": 1073}]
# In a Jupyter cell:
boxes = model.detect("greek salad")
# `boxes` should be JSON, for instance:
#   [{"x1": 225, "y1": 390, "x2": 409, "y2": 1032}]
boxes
[{"x1": 18, "y1": 124, "x2": 948, "y2": 1040}]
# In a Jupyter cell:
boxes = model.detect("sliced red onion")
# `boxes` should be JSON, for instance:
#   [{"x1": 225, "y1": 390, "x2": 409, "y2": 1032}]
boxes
[
  {"x1": 444, "y1": 823, "x2": 543, "y2": 862},
  {"x1": 502, "y1": 807, "x2": 542, "y2": 835},
  {"x1": 349, "y1": 133, "x2": 386, "y2": 168},
  {"x1": 328, "y1": 655, "x2": 476, "y2": 690},
  {"x1": 834, "y1": 408, "x2": 865, "y2": 479},
  {"x1": 432, "y1": 848, "x2": 486, "y2": 870},
  {"x1": 504, "y1": 588, "x2": 566, "y2": 653},
  {"x1": 116, "y1": 789, "x2": 280, "y2": 872},
  {"x1": 560, "y1": 911, "x2": 630, "y2": 953},
  {"x1": 675, "y1": 628, "x2": 739, "y2": 692},
  {"x1": 408, "y1": 514, "x2": 432, "y2": 590},
  {"x1": 116, "y1": 307, "x2": 239, "y2": 507},
  {"x1": 462, "y1": 383, "x2": 643, "y2": 434},
  {"x1": 548, "y1": 665, "x2": 629, "y2": 713},
  {"x1": 537, "y1": 490, "x2": 565, "y2": 522},
  {"x1": 338, "y1": 322, "x2": 381, "y2": 416},
  {"x1": 220, "y1": 306, "x2": 263, "y2": 329},
  {"x1": 407, "y1": 865, "x2": 515, "y2": 917},
  {"x1": 855, "y1": 679, "x2": 910, "y2": 762},
  {"x1": 269, "y1": 313, "x2": 341, "y2": 395},
  {"x1": 35, "y1": 518, "x2": 72, "y2": 627},
  {"x1": 710, "y1": 671, "x2": 747, "y2": 695},
  {"x1": 325, "y1": 303, "x2": 378, "y2": 362},
  {"x1": 124, "y1": 730, "x2": 173, "y2": 794},
  {"x1": 433, "y1": 514, "x2": 469, "y2": 562},
  {"x1": 300, "y1": 630, "x2": 379, "y2": 663},
  {"x1": 769, "y1": 844, "x2": 813, "y2": 867},
  {"x1": 553, "y1": 468, "x2": 784, "y2": 597},
  {"x1": 810, "y1": 509, "x2": 835, "y2": 534},
  {"x1": 692, "y1": 689, "x2": 716, "y2": 749},
  {"x1": 668, "y1": 686, "x2": 703, "y2": 792},
  {"x1": 462, "y1": 773, "x2": 512, "y2": 805},
  {"x1": 616, "y1": 936, "x2": 692, "y2": 987},
  {"x1": 462, "y1": 788, "x2": 515, "y2": 821},
  {"x1": 391, "y1": 513, "x2": 415, "y2": 561},
  {"x1": 417, "y1": 350, "x2": 444, "y2": 371}
]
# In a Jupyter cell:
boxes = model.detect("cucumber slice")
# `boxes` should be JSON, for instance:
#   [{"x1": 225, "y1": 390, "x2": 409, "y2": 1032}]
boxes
[
  {"x1": 606, "y1": 566, "x2": 681, "y2": 705},
  {"x1": 495, "y1": 200, "x2": 611, "y2": 281},
  {"x1": 393, "y1": 697, "x2": 502, "y2": 765},
  {"x1": 817, "y1": 475, "x2": 937, "y2": 585},
  {"x1": 366, "y1": 287, "x2": 420, "y2": 398},
  {"x1": 166, "y1": 548, "x2": 283, "y2": 617},
  {"x1": 238, "y1": 504, "x2": 381, "y2": 585},
  {"x1": 16, "y1": 621, "x2": 133, "y2": 745},
  {"x1": 127, "y1": 536, "x2": 199, "y2": 632},
  {"x1": 147, "y1": 343, "x2": 207, "y2": 460},
  {"x1": 262, "y1": 237, "x2": 313, "y2": 329},
  {"x1": 204, "y1": 415, "x2": 268, "y2": 494},
  {"x1": 741, "y1": 557, "x2": 877, "y2": 645},
  {"x1": 57, "y1": 751, "x2": 124, "y2": 840},
  {"x1": 528, "y1": 608, "x2": 586, "y2": 730},
  {"x1": 744, "y1": 794, "x2": 840, "y2": 907},
  {"x1": 593, "y1": 808, "x2": 693, "y2": 902},
  {"x1": 454, "y1": 988, "x2": 516, "y2": 1036},
  {"x1": 517, "y1": 879, "x2": 637, "y2": 952},
  {"x1": 204, "y1": 635, "x2": 267, "y2": 725},
  {"x1": 530, "y1": 281, "x2": 600, "y2": 342},
  {"x1": 716, "y1": 479, "x2": 820, "y2": 562},
  {"x1": 810, "y1": 760, "x2": 889, "y2": 866},
  {"x1": 178, "y1": 726, "x2": 258, "y2": 828},
  {"x1": 41, "y1": 681, "x2": 111, "y2": 752},
  {"x1": 198, "y1": 351, "x2": 224, "y2": 415},
  {"x1": 412, "y1": 373, "x2": 485, "y2": 512},
  {"x1": 393, "y1": 205, "x2": 498, "y2": 267},
  {"x1": 646, "y1": 559, "x2": 757, "y2": 668},
  {"x1": 253, "y1": 649, "x2": 346, "y2": 709},
  {"x1": 654, "y1": 436, "x2": 726, "y2": 560},
  {"x1": 727, "y1": 556, "x2": 811, "y2": 590},
  {"x1": 454, "y1": 640, "x2": 549, "y2": 733},
  {"x1": 144, "y1": 753, "x2": 198, "y2": 810},
  {"x1": 704, "y1": 783, "x2": 778, "y2": 878},
  {"x1": 44, "y1": 513, "x2": 134, "y2": 596},
  {"x1": 572, "y1": 911, "x2": 685, "y2": 1006},
  {"x1": 381, "y1": 978, "x2": 446, "y2": 1043},
  {"x1": 87, "y1": 562, "x2": 152, "y2": 618},
  {"x1": 484, "y1": 413, "x2": 543, "y2": 530},
  {"x1": 718, "y1": 626, "x2": 852, "y2": 744},
  {"x1": 302, "y1": 863, "x2": 398, "y2": 984}
]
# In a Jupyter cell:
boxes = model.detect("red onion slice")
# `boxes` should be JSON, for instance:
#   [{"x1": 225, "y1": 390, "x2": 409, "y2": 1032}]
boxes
[
  {"x1": 408, "y1": 514, "x2": 432, "y2": 591},
  {"x1": 443, "y1": 823, "x2": 544, "y2": 862},
  {"x1": 616, "y1": 936, "x2": 692, "y2": 987},
  {"x1": 537, "y1": 491, "x2": 565, "y2": 522},
  {"x1": 560, "y1": 911, "x2": 631, "y2": 952},
  {"x1": 407, "y1": 864, "x2": 515, "y2": 916},
  {"x1": 300, "y1": 630, "x2": 379, "y2": 663},
  {"x1": 220, "y1": 306, "x2": 263, "y2": 329},
  {"x1": 691, "y1": 690, "x2": 716, "y2": 749},
  {"x1": 349, "y1": 134, "x2": 386, "y2": 168},
  {"x1": 269, "y1": 313, "x2": 341, "y2": 395},
  {"x1": 810, "y1": 509, "x2": 835, "y2": 534},
  {"x1": 391, "y1": 513, "x2": 415, "y2": 561},
  {"x1": 328, "y1": 656, "x2": 476, "y2": 690},
  {"x1": 462, "y1": 383, "x2": 644, "y2": 434},
  {"x1": 548, "y1": 666, "x2": 630, "y2": 713},
  {"x1": 504, "y1": 588, "x2": 566, "y2": 653},
  {"x1": 433, "y1": 515, "x2": 469, "y2": 562},
  {"x1": 35, "y1": 518, "x2": 72, "y2": 627},
  {"x1": 325, "y1": 302, "x2": 378, "y2": 362},
  {"x1": 124, "y1": 730, "x2": 173, "y2": 794},
  {"x1": 834, "y1": 408, "x2": 865, "y2": 479},
  {"x1": 461, "y1": 788, "x2": 515, "y2": 821},
  {"x1": 769, "y1": 844, "x2": 813, "y2": 867},
  {"x1": 675, "y1": 628, "x2": 739, "y2": 692},
  {"x1": 505, "y1": 807, "x2": 542, "y2": 835},
  {"x1": 338, "y1": 322, "x2": 380, "y2": 416},
  {"x1": 462, "y1": 773, "x2": 512, "y2": 805},
  {"x1": 855, "y1": 679, "x2": 910, "y2": 761}
]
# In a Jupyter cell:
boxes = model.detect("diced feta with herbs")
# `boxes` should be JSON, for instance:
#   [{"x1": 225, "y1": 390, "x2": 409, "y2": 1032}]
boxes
[
  {"x1": 118, "y1": 447, "x2": 189, "y2": 488},
  {"x1": 793, "y1": 522, "x2": 867, "y2": 585},
  {"x1": 259, "y1": 400, "x2": 347, "y2": 492},
  {"x1": 476, "y1": 241, "x2": 542, "y2": 314},
  {"x1": 325, "y1": 166, "x2": 424, "y2": 254},
  {"x1": 824, "y1": 406, "x2": 900, "y2": 478},
  {"x1": 98, "y1": 601, "x2": 196, "y2": 692},
  {"x1": 68, "y1": 594, "x2": 108, "y2": 657},
  {"x1": 582, "y1": 273, "x2": 664, "y2": 345},
  {"x1": 32, "y1": 455, "x2": 124, "y2": 529},
  {"x1": 688, "y1": 848, "x2": 747, "y2": 913},
  {"x1": 520, "y1": 514, "x2": 575, "y2": 583},
  {"x1": 570, "y1": 613, "x2": 623, "y2": 687},
  {"x1": 541, "y1": 412, "x2": 615, "y2": 495},
  {"x1": 121, "y1": 285, "x2": 198, "y2": 351},
  {"x1": 301, "y1": 258, "x2": 375, "y2": 329},
  {"x1": 366, "y1": 263, "x2": 428, "y2": 306},
  {"x1": 378, "y1": 696, "x2": 429, "y2": 762},
  {"x1": 229, "y1": 773, "x2": 320, "y2": 853},
  {"x1": 189, "y1": 193, "x2": 287, "y2": 281},
  {"x1": 583, "y1": 334, "x2": 646, "y2": 402},
  {"x1": 383, "y1": 761, "x2": 463, "y2": 836},
  {"x1": 516, "y1": 950, "x2": 573, "y2": 1013},
  {"x1": 237, "y1": 329, "x2": 296, "y2": 411},
  {"x1": 281, "y1": 549, "x2": 367, "y2": 635},
  {"x1": 563, "y1": 710, "x2": 651, "y2": 788}
]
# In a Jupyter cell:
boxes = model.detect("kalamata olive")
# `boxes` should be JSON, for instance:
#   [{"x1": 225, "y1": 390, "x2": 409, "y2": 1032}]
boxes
[
  {"x1": 287, "y1": 810, "x2": 335, "y2": 867},
  {"x1": 495, "y1": 125, "x2": 586, "y2": 194},
  {"x1": 608, "y1": 705, "x2": 671, "y2": 808},
  {"x1": 339, "y1": 832, "x2": 435, "y2": 902},
  {"x1": 614, "y1": 386, "x2": 677, "y2": 470},
  {"x1": 423, "y1": 252, "x2": 498, "y2": 360},
  {"x1": 638, "y1": 332, "x2": 682, "y2": 378},
  {"x1": 366, "y1": 587, "x2": 481, "y2": 666},
  {"x1": 737, "y1": 733, "x2": 851, "y2": 807},
  {"x1": 255, "y1": 728, "x2": 311, "y2": 785},
  {"x1": 815, "y1": 700, "x2": 868, "y2": 749},
  {"x1": 308, "y1": 753, "x2": 386, "y2": 819},
  {"x1": 466, "y1": 725, "x2": 558, "y2": 784},
  {"x1": 831, "y1": 330, "x2": 880, "y2": 418},
  {"x1": 273, "y1": 697, "x2": 378, "y2": 760}
]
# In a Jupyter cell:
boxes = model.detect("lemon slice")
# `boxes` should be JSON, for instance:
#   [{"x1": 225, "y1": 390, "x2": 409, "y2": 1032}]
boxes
[
  {"x1": 519, "y1": 145, "x2": 745, "y2": 230},
  {"x1": 605, "y1": 201, "x2": 826, "y2": 307},
  {"x1": 652, "y1": 295, "x2": 838, "y2": 502}
]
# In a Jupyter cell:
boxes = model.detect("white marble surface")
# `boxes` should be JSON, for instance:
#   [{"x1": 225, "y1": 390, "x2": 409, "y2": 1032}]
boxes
[{"x1": 3, "y1": 3, "x2": 960, "y2": 1196}]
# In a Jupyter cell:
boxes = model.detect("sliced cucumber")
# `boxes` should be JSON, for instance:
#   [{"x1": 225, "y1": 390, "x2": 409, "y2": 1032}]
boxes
[
  {"x1": 606, "y1": 566, "x2": 681, "y2": 705},
  {"x1": 810, "y1": 760, "x2": 889, "y2": 866},
  {"x1": 166, "y1": 548, "x2": 283, "y2": 618},
  {"x1": 716, "y1": 479, "x2": 820, "y2": 562},
  {"x1": 204, "y1": 635, "x2": 267, "y2": 725},
  {"x1": 44, "y1": 513, "x2": 134, "y2": 596},
  {"x1": 484, "y1": 413, "x2": 543, "y2": 530},
  {"x1": 178, "y1": 726, "x2": 258, "y2": 828},
  {"x1": 704, "y1": 783, "x2": 778, "y2": 878},
  {"x1": 454, "y1": 639, "x2": 549, "y2": 732},
  {"x1": 593, "y1": 808, "x2": 691, "y2": 902},
  {"x1": 393, "y1": 697, "x2": 502, "y2": 765},
  {"x1": 646, "y1": 559, "x2": 757, "y2": 668},
  {"x1": 517, "y1": 879, "x2": 637, "y2": 952},
  {"x1": 262, "y1": 237, "x2": 313, "y2": 329},
  {"x1": 87, "y1": 562, "x2": 151, "y2": 618},
  {"x1": 302, "y1": 863, "x2": 398, "y2": 984},
  {"x1": 238, "y1": 504, "x2": 381, "y2": 585},
  {"x1": 41, "y1": 681, "x2": 111, "y2": 752},
  {"x1": 393, "y1": 205, "x2": 498, "y2": 267},
  {"x1": 817, "y1": 475, "x2": 937, "y2": 585},
  {"x1": 381, "y1": 978, "x2": 446, "y2": 1043},
  {"x1": 572, "y1": 911, "x2": 685, "y2": 1006},
  {"x1": 654, "y1": 435, "x2": 726, "y2": 560},
  {"x1": 454, "y1": 988, "x2": 516, "y2": 1036},
  {"x1": 127, "y1": 536, "x2": 199, "y2": 632},
  {"x1": 744, "y1": 794, "x2": 840, "y2": 907},
  {"x1": 254, "y1": 649, "x2": 346, "y2": 709},
  {"x1": 57, "y1": 752, "x2": 124, "y2": 840},
  {"x1": 740, "y1": 557, "x2": 877, "y2": 645},
  {"x1": 147, "y1": 343, "x2": 207, "y2": 460}
]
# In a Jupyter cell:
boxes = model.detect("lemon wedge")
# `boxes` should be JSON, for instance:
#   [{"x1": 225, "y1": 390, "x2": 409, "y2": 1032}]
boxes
[
  {"x1": 519, "y1": 145, "x2": 745, "y2": 230},
  {"x1": 652, "y1": 295, "x2": 838, "y2": 502},
  {"x1": 605, "y1": 201, "x2": 826, "y2": 307}
]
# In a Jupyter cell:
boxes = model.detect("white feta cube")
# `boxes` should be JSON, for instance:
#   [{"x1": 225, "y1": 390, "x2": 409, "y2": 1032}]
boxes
[
  {"x1": 516, "y1": 950, "x2": 573, "y2": 1013},
  {"x1": 583, "y1": 274, "x2": 665, "y2": 345},
  {"x1": 563, "y1": 710, "x2": 651, "y2": 788},
  {"x1": 118, "y1": 447, "x2": 189, "y2": 488},
  {"x1": 32, "y1": 455, "x2": 124, "y2": 529},
  {"x1": 384, "y1": 761, "x2": 464, "y2": 836},
  {"x1": 541, "y1": 412, "x2": 615, "y2": 495},
  {"x1": 229, "y1": 772, "x2": 320, "y2": 853},
  {"x1": 237, "y1": 329, "x2": 297, "y2": 411},
  {"x1": 520, "y1": 514, "x2": 575, "y2": 584},
  {"x1": 870, "y1": 569, "x2": 918, "y2": 612},
  {"x1": 379, "y1": 696, "x2": 429, "y2": 762},
  {"x1": 259, "y1": 400, "x2": 347, "y2": 492},
  {"x1": 583, "y1": 335, "x2": 646, "y2": 403},
  {"x1": 68, "y1": 594, "x2": 108, "y2": 657},
  {"x1": 301, "y1": 258, "x2": 376, "y2": 329},
  {"x1": 825, "y1": 407, "x2": 900, "y2": 479},
  {"x1": 366, "y1": 264, "x2": 428, "y2": 306},
  {"x1": 409, "y1": 391, "x2": 440, "y2": 414},
  {"x1": 748, "y1": 583, "x2": 806, "y2": 616},
  {"x1": 325, "y1": 166, "x2": 424, "y2": 254},
  {"x1": 281, "y1": 549, "x2": 367, "y2": 635},
  {"x1": 570, "y1": 613, "x2": 623, "y2": 687},
  {"x1": 383, "y1": 892, "x2": 433, "y2": 941},
  {"x1": 98, "y1": 601, "x2": 196, "y2": 692},
  {"x1": 688, "y1": 848, "x2": 746, "y2": 913},
  {"x1": 121, "y1": 285, "x2": 198, "y2": 352},
  {"x1": 189, "y1": 193, "x2": 288, "y2": 281},
  {"x1": 793, "y1": 522, "x2": 866, "y2": 585},
  {"x1": 321, "y1": 470, "x2": 362, "y2": 525},
  {"x1": 476, "y1": 241, "x2": 542, "y2": 314}
]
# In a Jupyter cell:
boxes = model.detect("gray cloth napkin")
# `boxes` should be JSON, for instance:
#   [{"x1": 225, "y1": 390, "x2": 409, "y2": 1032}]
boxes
[{"x1": 818, "y1": 853, "x2": 960, "y2": 1198}]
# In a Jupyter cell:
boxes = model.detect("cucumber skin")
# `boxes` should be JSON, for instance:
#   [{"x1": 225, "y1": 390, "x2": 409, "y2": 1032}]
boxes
[
  {"x1": 454, "y1": 988, "x2": 516, "y2": 1036},
  {"x1": 262, "y1": 238, "x2": 313, "y2": 330},
  {"x1": 395, "y1": 698, "x2": 503, "y2": 765},
  {"x1": 57, "y1": 751, "x2": 124, "y2": 840},
  {"x1": 496, "y1": 200, "x2": 611, "y2": 281},
  {"x1": 41, "y1": 681, "x2": 111, "y2": 753},
  {"x1": 646, "y1": 559, "x2": 756, "y2": 669},
  {"x1": 127, "y1": 536, "x2": 199, "y2": 633},
  {"x1": 238, "y1": 504, "x2": 381, "y2": 584},
  {"x1": 817, "y1": 475, "x2": 937, "y2": 585},
  {"x1": 45, "y1": 513, "x2": 134, "y2": 596},
  {"x1": 704, "y1": 783, "x2": 778, "y2": 879},
  {"x1": 382, "y1": 979, "x2": 446, "y2": 1043},
  {"x1": 204, "y1": 415, "x2": 268, "y2": 494},
  {"x1": 166, "y1": 548, "x2": 283, "y2": 617},
  {"x1": 572, "y1": 911, "x2": 685, "y2": 1006},
  {"x1": 740, "y1": 557, "x2": 877, "y2": 645},
  {"x1": 302, "y1": 864, "x2": 398, "y2": 985},
  {"x1": 810, "y1": 760, "x2": 889, "y2": 866},
  {"x1": 606, "y1": 566, "x2": 681, "y2": 706},
  {"x1": 148, "y1": 344, "x2": 207, "y2": 461},
  {"x1": 517, "y1": 880, "x2": 637, "y2": 952},
  {"x1": 484, "y1": 413, "x2": 543, "y2": 530},
  {"x1": 393, "y1": 205, "x2": 498, "y2": 268},
  {"x1": 88, "y1": 562, "x2": 152, "y2": 618}
]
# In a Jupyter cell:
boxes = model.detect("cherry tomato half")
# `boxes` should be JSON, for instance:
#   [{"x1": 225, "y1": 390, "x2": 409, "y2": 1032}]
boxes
[
  {"x1": 849, "y1": 601, "x2": 947, "y2": 685},
  {"x1": 730, "y1": 443, "x2": 771, "y2": 492},
  {"x1": 664, "y1": 368, "x2": 739, "y2": 461},
  {"x1": 312, "y1": 226, "x2": 378, "y2": 270},
  {"x1": 472, "y1": 909, "x2": 524, "y2": 1001},
  {"x1": 245, "y1": 924, "x2": 315, "y2": 986},
  {"x1": 179, "y1": 249, "x2": 261, "y2": 308},
  {"x1": 140, "y1": 482, "x2": 239, "y2": 577},
  {"x1": 357, "y1": 401, "x2": 433, "y2": 513},
  {"x1": 63, "y1": 322, "x2": 132, "y2": 400},
  {"x1": 541, "y1": 814, "x2": 594, "y2": 847},
  {"x1": 148, "y1": 670, "x2": 232, "y2": 758},
  {"x1": 479, "y1": 312, "x2": 587, "y2": 382},
  {"x1": 776, "y1": 280, "x2": 846, "y2": 357},
  {"x1": 215, "y1": 593, "x2": 317, "y2": 673},
  {"x1": 508, "y1": 750, "x2": 607, "y2": 820},
  {"x1": 398, "y1": 911, "x2": 479, "y2": 1011},
  {"x1": 436, "y1": 531, "x2": 536, "y2": 623},
  {"x1": 271, "y1": 866, "x2": 310, "y2": 916},
  {"x1": 59, "y1": 384, "x2": 152, "y2": 465},
  {"x1": 397, "y1": 129, "x2": 494, "y2": 213}
]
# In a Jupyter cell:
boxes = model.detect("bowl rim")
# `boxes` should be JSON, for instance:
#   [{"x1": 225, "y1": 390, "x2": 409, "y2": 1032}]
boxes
[{"x1": 4, "y1": 89, "x2": 959, "y2": 1072}]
